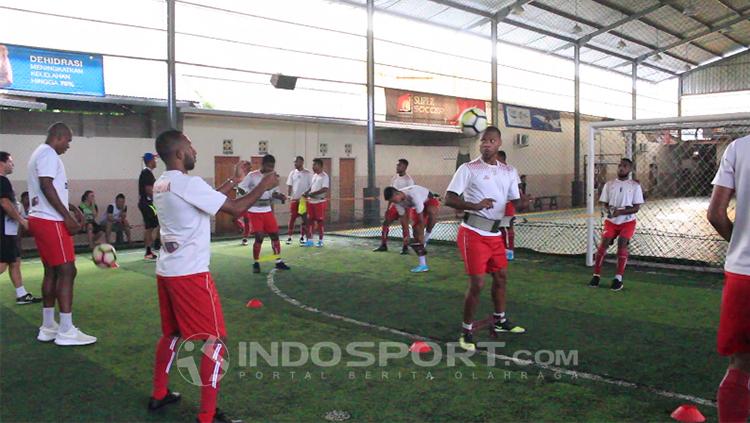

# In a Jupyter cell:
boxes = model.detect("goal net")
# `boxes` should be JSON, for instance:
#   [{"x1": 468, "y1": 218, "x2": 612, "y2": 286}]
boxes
[{"x1": 586, "y1": 112, "x2": 750, "y2": 270}]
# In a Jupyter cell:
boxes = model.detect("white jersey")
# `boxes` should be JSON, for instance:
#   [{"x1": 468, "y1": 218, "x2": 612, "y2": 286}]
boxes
[
  {"x1": 238, "y1": 170, "x2": 276, "y2": 213},
  {"x1": 154, "y1": 170, "x2": 227, "y2": 277},
  {"x1": 101, "y1": 203, "x2": 126, "y2": 224},
  {"x1": 446, "y1": 157, "x2": 520, "y2": 237},
  {"x1": 27, "y1": 143, "x2": 68, "y2": 221},
  {"x1": 712, "y1": 135, "x2": 750, "y2": 275},
  {"x1": 599, "y1": 179, "x2": 644, "y2": 225},
  {"x1": 391, "y1": 174, "x2": 415, "y2": 190},
  {"x1": 394, "y1": 185, "x2": 430, "y2": 216},
  {"x1": 286, "y1": 168, "x2": 313, "y2": 200},
  {"x1": 308, "y1": 172, "x2": 330, "y2": 204}
]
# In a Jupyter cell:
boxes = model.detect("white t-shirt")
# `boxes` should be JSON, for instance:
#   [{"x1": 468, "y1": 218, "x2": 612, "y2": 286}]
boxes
[
  {"x1": 154, "y1": 170, "x2": 227, "y2": 277},
  {"x1": 308, "y1": 172, "x2": 330, "y2": 204},
  {"x1": 391, "y1": 174, "x2": 415, "y2": 190},
  {"x1": 394, "y1": 185, "x2": 430, "y2": 216},
  {"x1": 27, "y1": 143, "x2": 68, "y2": 221},
  {"x1": 446, "y1": 157, "x2": 520, "y2": 237},
  {"x1": 238, "y1": 170, "x2": 277, "y2": 213},
  {"x1": 100, "y1": 203, "x2": 126, "y2": 224},
  {"x1": 287, "y1": 168, "x2": 313, "y2": 200},
  {"x1": 712, "y1": 135, "x2": 750, "y2": 275},
  {"x1": 599, "y1": 179, "x2": 644, "y2": 225}
]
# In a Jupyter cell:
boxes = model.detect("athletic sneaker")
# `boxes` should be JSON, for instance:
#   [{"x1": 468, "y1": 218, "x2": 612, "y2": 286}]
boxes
[
  {"x1": 611, "y1": 279, "x2": 624, "y2": 291},
  {"x1": 458, "y1": 332, "x2": 476, "y2": 352},
  {"x1": 16, "y1": 293, "x2": 42, "y2": 305},
  {"x1": 373, "y1": 244, "x2": 388, "y2": 252},
  {"x1": 285, "y1": 237, "x2": 292, "y2": 245},
  {"x1": 410, "y1": 264, "x2": 429, "y2": 273},
  {"x1": 241, "y1": 238, "x2": 249, "y2": 246},
  {"x1": 303, "y1": 240, "x2": 314, "y2": 247},
  {"x1": 37, "y1": 323, "x2": 59, "y2": 342},
  {"x1": 316, "y1": 240, "x2": 324, "y2": 248},
  {"x1": 144, "y1": 252, "x2": 158, "y2": 261},
  {"x1": 252, "y1": 262, "x2": 260, "y2": 274},
  {"x1": 153, "y1": 239, "x2": 162, "y2": 250},
  {"x1": 494, "y1": 319, "x2": 526, "y2": 334},
  {"x1": 299, "y1": 237, "x2": 306, "y2": 245},
  {"x1": 275, "y1": 261, "x2": 291, "y2": 271},
  {"x1": 54, "y1": 326, "x2": 97, "y2": 346},
  {"x1": 589, "y1": 275, "x2": 600, "y2": 288},
  {"x1": 148, "y1": 390, "x2": 181, "y2": 411},
  {"x1": 203, "y1": 408, "x2": 243, "y2": 423},
  {"x1": 400, "y1": 246, "x2": 409, "y2": 255},
  {"x1": 506, "y1": 250, "x2": 514, "y2": 261}
]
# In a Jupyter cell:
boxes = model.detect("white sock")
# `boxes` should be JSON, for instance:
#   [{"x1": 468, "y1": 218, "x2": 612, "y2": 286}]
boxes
[
  {"x1": 418, "y1": 256, "x2": 427, "y2": 266},
  {"x1": 276, "y1": 258, "x2": 282, "y2": 263},
  {"x1": 59, "y1": 312, "x2": 73, "y2": 333},
  {"x1": 15, "y1": 286, "x2": 28, "y2": 298},
  {"x1": 462, "y1": 322, "x2": 473, "y2": 331},
  {"x1": 43, "y1": 307, "x2": 56, "y2": 328},
  {"x1": 424, "y1": 231, "x2": 432, "y2": 245},
  {"x1": 494, "y1": 312, "x2": 506, "y2": 323},
  {"x1": 614, "y1": 274, "x2": 623, "y2": 281}
]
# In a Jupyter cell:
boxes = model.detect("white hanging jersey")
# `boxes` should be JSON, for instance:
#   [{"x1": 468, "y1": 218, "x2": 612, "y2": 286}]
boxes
[
  {"x1": 446, "y1": 157, "x2": 520, "y2": 237},
  {"x1": 391, "y1": 174, "x2": 415, "y2": 190},
  {"x1": 286, "y1": 168, "x2": 314, "y2": 200},
  {"x1": 599, "y1": 179, "x2": 644, "y2": 225},
  {"x1": 394, "y1": 185, "x2": 430, "y2": 216},
  {"x1": 308, "y1": 172, "x2": 330, "y2": 204},
  {"x1": 27, "y1": 143, "x2": 68, "y2": 221},
  {"x1": 154, "y1": 170, "x2": 227, "y2": 277},
  {"x1": 238, "y1": 170, "x2": 276, "y2": 213},
  {"x1": 712, "y1": 135, "x2": 750, "y2": 275}
]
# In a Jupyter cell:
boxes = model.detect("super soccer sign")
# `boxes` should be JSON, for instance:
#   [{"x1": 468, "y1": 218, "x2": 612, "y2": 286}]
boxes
[{"x1": 385, "y1": 88, "x2": 485, "y2": 126}]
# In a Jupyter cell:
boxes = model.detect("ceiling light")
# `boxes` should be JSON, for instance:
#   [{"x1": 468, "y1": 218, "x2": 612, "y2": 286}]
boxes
[
  {"x1": 684, "y1": 63, "x2": 692, "y2": 71},
  {"x1": 572, "y1": 23, "x2": 583, "y2": 34},
  {"x1": 617, "y1": 39, "x2": 626, "y2": 49},
  {"x1": 511, "y1": 4, "x2": 525, "y2": 15},
  {"x1": 653, "y1": 53, "x2": 663, "y2": 61}
]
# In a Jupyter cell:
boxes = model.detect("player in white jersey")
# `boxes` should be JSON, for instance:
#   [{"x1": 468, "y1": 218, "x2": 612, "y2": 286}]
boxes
[
  {"x1": 238, "y1": 154, "x2": 290, "y2": 274},
  {"x1": 286, "y1": 156, "x2": 313, "y2": 245},
  {"x1": 708, "y1": 134, "x2": 750, "y2": 423},
  {"x1": 303, "y1": 158, "x2": 330, "y2": 247},
  {"x1": 383, "y1": 184, "x2": 440, "y2": 273},
  {"x1": 374, "y1": 158, "x2": 415, "y2": 254},
  {"x1": 588, "y1": 158, "x2": 644, "y2": 291},
  {"x1": 444, "y1": 126, "x2": 524, "y2": 352},
  {"x1": 497, "y1": 150, "x2": 521, "y2": 260},
  {"x1": 147, "y1": 129, "x2": 278, "y2": 423}
]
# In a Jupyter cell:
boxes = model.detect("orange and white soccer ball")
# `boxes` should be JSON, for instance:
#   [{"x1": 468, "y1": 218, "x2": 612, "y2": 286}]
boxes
[{"x1": 92, "y1": 243, "x2": 118, "y2": 269}]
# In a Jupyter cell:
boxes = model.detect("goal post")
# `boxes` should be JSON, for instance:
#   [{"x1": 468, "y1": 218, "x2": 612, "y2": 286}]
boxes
[{"x1": 586, "y1": 112, "x2": 750, "y2": 269}]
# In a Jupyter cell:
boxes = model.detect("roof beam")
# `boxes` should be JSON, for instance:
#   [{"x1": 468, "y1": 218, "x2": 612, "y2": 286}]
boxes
[
  {"x1": 715, "y1": 0, "x2": 743, "y2": 16},
  {"x1": 424, "y1": 0, "x2": 491, "y2": 18},
  {"x1": 461, "y1": 0, "x2": 535, "y2": 31},
  {"x1": 661, "y1": 0, "x2": 750, "y2": 49}
]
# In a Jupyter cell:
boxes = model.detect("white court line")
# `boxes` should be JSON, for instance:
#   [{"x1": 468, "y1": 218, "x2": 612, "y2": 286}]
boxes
[{"x1": 266, "y1": 268, "x2": 716, "y2": 408}]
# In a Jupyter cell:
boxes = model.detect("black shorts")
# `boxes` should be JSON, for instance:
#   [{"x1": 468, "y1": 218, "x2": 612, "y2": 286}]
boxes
[
  {"x1": 139, "y1": 202, "x2": 159, "y2": 229},
  {"x1": 0, "y1": 234, "x2": 20, "y2": 264}
]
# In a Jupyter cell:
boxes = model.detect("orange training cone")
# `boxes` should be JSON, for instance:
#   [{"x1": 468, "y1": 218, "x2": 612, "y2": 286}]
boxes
[
  {"x1": 409, "y1": 341, "x2": 432, "y2": 353},
  {"x1": 670, "y1": 404, "x2": 705, "y2": 423},
  {"x1": 246, "y1": 298, "x2": 264, "y2": 309}
]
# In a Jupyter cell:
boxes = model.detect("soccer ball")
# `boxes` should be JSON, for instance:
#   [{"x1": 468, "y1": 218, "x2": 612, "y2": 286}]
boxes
[
  {"x1": 459, "y1": 107, "x2": 488, "y2": 137},
  {"x1": 92, "y1": 243, "x2": 118, "y2": 269}
]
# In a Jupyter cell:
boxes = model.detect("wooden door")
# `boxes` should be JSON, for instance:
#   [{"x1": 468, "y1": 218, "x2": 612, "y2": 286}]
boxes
[
  {"x1": 339, "y1": 158, "x2": 355, "y2": 223},
  {"x1": 214, "y1": 156, "x2": 239, "y2": 234}
]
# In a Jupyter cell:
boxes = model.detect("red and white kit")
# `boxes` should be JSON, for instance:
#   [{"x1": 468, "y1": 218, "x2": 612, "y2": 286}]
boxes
[
  {"x1": 504, "y1": 165, "x2": 521, "y2": 217},
  {"x1": 286, "y1": 167, "x2": 313, "y2": 222},
  {"x1": 239, "y1": 170, "x2": 279, "y2": 234},
  {"x1": 599, "y1": 179, "x2": 644, "y2": 240},
  {"x1": 393, "y1": 185, "x2": 439, "y2": 225},
  {"x1": 307, "y1": 171, "x2": 330, "y2": 221},
  {"x1": 385, "y1": 173, "x2": 415, "y2": 221}
]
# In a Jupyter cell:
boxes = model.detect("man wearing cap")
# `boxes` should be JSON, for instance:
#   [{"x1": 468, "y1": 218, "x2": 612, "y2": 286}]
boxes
[{"x1": 139, "y1": 152, "x2": 160, "y2": 260}]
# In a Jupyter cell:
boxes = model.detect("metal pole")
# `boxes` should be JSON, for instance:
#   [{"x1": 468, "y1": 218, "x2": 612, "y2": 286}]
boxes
[
  {"x1": 572, "y1": 43, "x2": 582, "y2": 206},
  {"x1": 677, "y1": 74, "x2": 683, "y2": 117},
  {"x1": 586, "y1": 126, "x2": 595, "y2": 266},
  {"x1": 363, "y1": 0, "x2": 379, "y2": 224},
  {"x1": 628, "y1": 61, "x2": 636, "y2": 161},
  {"x1": 491, "y1": 15, "x2": 498, "y2": 126},
  {"x1": 167, "y1": 0, "x2": 177, "y2": 129}
]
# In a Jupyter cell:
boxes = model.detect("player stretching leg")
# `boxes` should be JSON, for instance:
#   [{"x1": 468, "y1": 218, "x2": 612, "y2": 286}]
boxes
[
  {"x1": 444, "y1": 126, "x2": 525, "y2": 352},
  {"x1": 148, "y1": 130, "x2": 278, "y2": 423},
  {"x1": 303, "y1": 159, "x2": 329, "y2": 248},
  {"x1": 708, "y1": 135, "x2": 750, "y2": 423},
  {"x1": 588, "y1": 158, "x2": 643, "y2": 291},
  {"x1": 238, "y1": 155, "x2": 290, "y2": 274},
  {"x1": 497, "y1": 151, "x2": 521, "y2": 260},
  {"x1": 384, "y1": 185, "x2": 440, "y2": 272},
  {"x1": 374, "y1": 159, "x2": 414, "y2": 254},
  {"x1": 286, "y1": 156, "x2": 313, "y2": 246}
]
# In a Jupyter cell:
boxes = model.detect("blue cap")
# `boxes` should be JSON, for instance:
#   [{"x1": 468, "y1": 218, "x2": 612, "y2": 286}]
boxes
[{"x1": 143, "y1": 153, "x2": 158, "y2": 163}]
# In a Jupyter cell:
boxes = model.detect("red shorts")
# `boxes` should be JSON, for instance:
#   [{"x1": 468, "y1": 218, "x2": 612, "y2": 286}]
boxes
[
  {"x1": 410, "y1": 198, "x2": 440, "y2": 225},
  {"x1": 290, "y1": 200, "x2": 302, "y2": 220},
  {"x1": 28, "y1": 216, "x2": 75, "y2": 267},
  {"x1": 308, "y1": 201, "x2": 327, "y2": 221},
  {"x1": 157, "y1": 272, "x2": 226, "y2": 339},
  {"x1": 249, "y1": 211, "x2": 279, "y2": 234},
  {"x1": 456, "y1": 226, "x2": 507, "y2": 275},
  {"x1": 505, "y1": 202, "x2": 515, "y2": 217},
  {"x1": 385, "y1": 204, "x2": 401, "y2": 222},
  {"x1": 717, "y1": 271, "x2": 750, "y2": 356},
  {"x1": 602, "y1": 220, "x2": 636, "y2": 240}
]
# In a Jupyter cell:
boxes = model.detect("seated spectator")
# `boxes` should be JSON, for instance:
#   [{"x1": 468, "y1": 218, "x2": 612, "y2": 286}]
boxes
[
  {"x1": 101, "y1": 193, "x2": 132, "y2": 245},
  {"x1": 519, "y1": 174, "x2": 533, "y2": 212},
  {"x1": 79, "y1": 190, "x2": 105, "y2": 249}
]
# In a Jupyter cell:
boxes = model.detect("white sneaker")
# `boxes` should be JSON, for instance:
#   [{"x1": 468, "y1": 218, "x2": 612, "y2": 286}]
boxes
[
  {"x1": 54, "y1": 326, "x2": 97, "y2": 346},
  {"x1": 37, "y1": 323, "x2": 59, "y2": 342}
]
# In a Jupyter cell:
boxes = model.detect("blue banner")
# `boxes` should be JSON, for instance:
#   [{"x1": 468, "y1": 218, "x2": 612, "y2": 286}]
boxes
[
  {"x1": 503, "y1": 104, "x2": 562, "y2": 132},
  {"x1": 0, "y1": 44, "x2": 104, "y2": 96}
]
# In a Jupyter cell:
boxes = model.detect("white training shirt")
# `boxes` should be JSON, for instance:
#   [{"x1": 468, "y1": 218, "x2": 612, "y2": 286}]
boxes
[
  {"x1": 391, "y1": 174, "x2": 415, "y2": 190},
  {"x1": 394, "y1": 185, "x2": 430, "y2": 216},
  {"x1": 27, "y1": 143, "x2": 68, "y2": 221},
  {"x1": 308, "y1": 172, "x2": 330, "y2": 204},
  {"x1": 154, "y1": 170, "x2": 227, "y2": 277},
  {"x1": 286, "y1": 168, "x2": 313, "y2": 200},
  {"x1": 238, "y1": 170, "x2": 277, "y2": 213},
  {"x1": 599, "y1": 179, "x2": 644, "y2": 225},
  {"x1": 712, "y1": 135, "x2": 750, "y2": 275},
  {"x1": 446, "y1": 157, "x2": 520, "y2": 237},
  {"x1": 101, "y1": 203, "x2": 126, "y2": 224}
]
